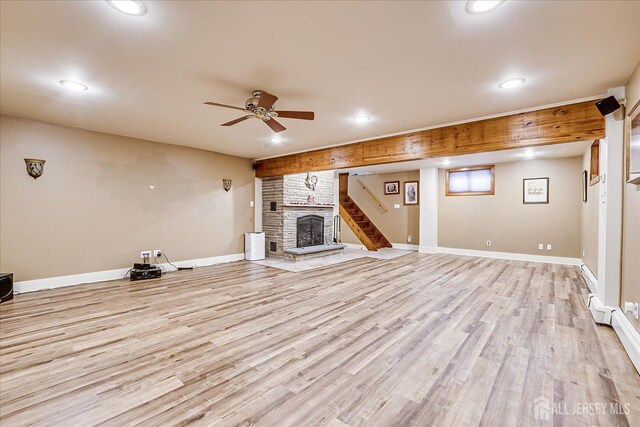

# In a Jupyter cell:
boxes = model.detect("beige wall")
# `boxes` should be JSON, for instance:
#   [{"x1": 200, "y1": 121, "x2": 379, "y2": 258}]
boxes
[
  {"x1": 622, "y1": 61, "x2": 640, "y2": 330},
  {"x1": 341, "y1": 172, "x2": 420, "y2": 245},
  {"x1": 438, "y1": 157, "x2": 582, "y2": 257},
  {"x1": 0, "y1": 115, "x2": 255, "y2": 281},
  {"x1": 581, "y1": 145, "x2": 599, "y2": 276}
]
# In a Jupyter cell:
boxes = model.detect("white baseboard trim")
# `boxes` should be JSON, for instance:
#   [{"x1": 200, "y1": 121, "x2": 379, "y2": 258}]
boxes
[
  {"x1": 391, "y1": 243, "x2": 419, "y2": 251},
  {"x1": 14, "y1": 267, "x2": 132, "y2": 294},
  {"x1": 343, "y1": 243, "x2": 367, "y2": 250},
  {"x1": 418, "y1": 246, "x2": 439, "y2": 254},
  {"x1": 433, "y1": 247, "x2": 582, "y2": 266},
  {"x1": 611, "y1": 310, "x2": 640, "y2": 374},
  {"x1": 159, "y1": 253, "x2": 245, "y2": 271},
  {"x1": 14, "y1": 253, "x2": 245, "y2": 294},
  {"x1": 580, "y1": 263, "x2": 598, "y2": 294},
  {"x1": 342, "y1": 243, "x2": 418, "y2": 252}
]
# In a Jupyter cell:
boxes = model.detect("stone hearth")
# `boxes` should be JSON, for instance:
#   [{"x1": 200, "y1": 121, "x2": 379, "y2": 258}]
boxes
[{"x1": 283, "y1": 243, "x2": 346, "y2": 261}]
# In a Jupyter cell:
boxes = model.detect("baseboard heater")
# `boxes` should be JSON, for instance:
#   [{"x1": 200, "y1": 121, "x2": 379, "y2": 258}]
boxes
[
  {"x1": 579, "y1": 264, "x2": 597, "y2": 294},
  {"x1": 579, "y1": 264, "x2": 614, "y2": 325},
  {"x1": 580, "y1": 268, "x2": 640, "y2": 374},
  {"x1": 586, "y1": 293, "x2": 615, "y2": 325}
]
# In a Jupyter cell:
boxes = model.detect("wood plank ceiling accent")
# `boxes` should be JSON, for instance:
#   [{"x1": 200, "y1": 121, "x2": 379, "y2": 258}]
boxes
[{"x1": 255, "y1": 100, "x2": 604, "y2": 177}]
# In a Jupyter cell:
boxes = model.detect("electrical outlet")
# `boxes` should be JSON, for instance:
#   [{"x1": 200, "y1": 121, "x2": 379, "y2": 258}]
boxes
[
  {"x1": 582, "y1": 249, "x2": 586, "y2": 257},
  {"x1": 407, "y1": 235, "x2": 412, "y2": 243},
  {"x1": 486, "y1": 240, "x2": 491, "y2": 247},
  {"x1": 153, "y1": 249, "x2": 162, "y2": 257},
  {"x1": 546, "y1": 244, "x2": 552, "y2": 251},
  {"x1": 250, "y1": 201, "x2": 254, "y2": 207},
  {"x1": 539, "y1": 244, "x2": 544, "y2": 250},
  {"x1": 140, "y1": 250, "x2": 151, "y2": 259}
]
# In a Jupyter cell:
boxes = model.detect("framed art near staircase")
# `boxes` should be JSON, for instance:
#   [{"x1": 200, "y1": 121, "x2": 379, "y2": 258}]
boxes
[
  {"x1": 404, "y1": 181, "x2": 419, "y2": 205},
  {"x1": 384, "y1": 181, "x2": 400, "y2": 194}
]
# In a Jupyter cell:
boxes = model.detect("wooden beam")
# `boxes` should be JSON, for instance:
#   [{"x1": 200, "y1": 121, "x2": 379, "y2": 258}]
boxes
[{"x1": 255, "y1": 100, "x2": 604, "y2": 177}]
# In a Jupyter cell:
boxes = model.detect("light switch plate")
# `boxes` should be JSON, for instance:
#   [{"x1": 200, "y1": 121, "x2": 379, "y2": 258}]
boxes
[
  {"x1": 546, "y1": 244, "x2": 552, "y2": 251},
  {"x1": 394, "y1": 204, "x2": 400, "y2": 209},
  {"x1": 539, "y1": 244, "x2": 544, "y2": 250},
  {"x1": 250, "y1": 201, "x2": 255, "y2": 207}
]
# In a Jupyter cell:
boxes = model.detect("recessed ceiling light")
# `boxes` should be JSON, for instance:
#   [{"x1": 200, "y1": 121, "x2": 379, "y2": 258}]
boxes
[
  {"x1": 106, "y1": 0, "x2": 147, "y2": 16},
  {"x1": 523, "y1": 149, "x2": 535, "y2": 158},
  {"x1": 353, "y1": 115, "x2": 371, "y2": 124},
  {"x1": 149, "y1": 185, "x2": 155, "y2": 189},
  {"x1": 498, "y1": 77, "x2": 526, "y2": 89},
  {"x1": 466, "y1": 0, "x2": 504, "y2": 14},
  {"x1": 442, "y1": 159, "x2": 451, "y2": 166},
  {"x1": 271, "y1": 136, "x2": 282, "y2": 144},
  {"x1": 59, "y1": 80, "x2": 88, "y2": 92}
]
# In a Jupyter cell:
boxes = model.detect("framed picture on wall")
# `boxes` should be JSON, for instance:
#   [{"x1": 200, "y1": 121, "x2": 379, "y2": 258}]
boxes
[
  {"x1": 627, "y1": 99, "x2": 640, "y2": 184},
  {"x1": 384, "y1": 181, "x2": 400, "y2": 195},
  {"x1": 523, "y1": 177, "x2": 549, "y2": 204},
  {"x1": 582, "y1": 170, "x2": 588, "y2": 203},
  {"x1": 404, "y1": 181, "x2": 419, "y2": 205}
]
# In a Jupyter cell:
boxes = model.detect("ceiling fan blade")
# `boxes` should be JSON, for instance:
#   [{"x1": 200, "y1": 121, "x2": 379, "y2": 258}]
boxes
[
  {"x1": 221, "y1": 116, "x2": 252, "y2": 126},
  {"x1": 264, "y1": 118, "x2": 286, "y2": 133},
  {"x1": 257, "y1": 91, "x2": 278, "y2": 110},
  {"x1": 204, "y1": 101, "x2": 247, "y2": 112},
  {"x1": 275, "y1": 111, "x2": 315, "y2": 120}
]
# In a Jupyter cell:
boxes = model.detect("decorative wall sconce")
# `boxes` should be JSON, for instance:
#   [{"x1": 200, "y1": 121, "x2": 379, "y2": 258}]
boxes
[
  {"x1": 223, "y1": 178, "x2": 232, "y2": 192},
  {"x1": 24, "y1": 158, "x2": 46, "y2": 179}
]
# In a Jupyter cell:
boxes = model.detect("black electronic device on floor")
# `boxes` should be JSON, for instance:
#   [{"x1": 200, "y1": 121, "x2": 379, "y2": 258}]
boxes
[
  {"x1": 0, "y1": 273, "x2": 14, "y2": 303},
  {"x1": 130, "y1": 264, "x2": 162, "y2": 281}
]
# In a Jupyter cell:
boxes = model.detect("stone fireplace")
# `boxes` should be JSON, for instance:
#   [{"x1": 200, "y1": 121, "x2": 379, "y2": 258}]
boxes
[{"x1": 262, "y1": 171, "x2": 343, "y2": 259}]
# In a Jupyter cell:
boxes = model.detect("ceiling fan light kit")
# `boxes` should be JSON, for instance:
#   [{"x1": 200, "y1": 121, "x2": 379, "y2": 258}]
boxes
[{"x1": 205, "y1": 90, "x2": 314, "y2": 133}]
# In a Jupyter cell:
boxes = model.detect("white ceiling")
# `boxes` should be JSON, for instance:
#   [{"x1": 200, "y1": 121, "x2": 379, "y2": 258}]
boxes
[
  {"x1": 1, "y1": 1, "x2": 638, "y2": 160},
  {"x1": 343, "y1": 141, "x2": 590, "y2": 175}
]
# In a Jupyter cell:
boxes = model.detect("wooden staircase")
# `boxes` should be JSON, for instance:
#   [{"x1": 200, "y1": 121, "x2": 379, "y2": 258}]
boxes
[{"x1": 339, "y1": 173, "x2": 392, "y2": 251}]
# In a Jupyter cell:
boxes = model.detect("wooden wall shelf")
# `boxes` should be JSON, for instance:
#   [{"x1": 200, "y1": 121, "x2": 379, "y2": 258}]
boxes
[{"x1": 282, "y1": 204, "x2": 335, "y2": 208}]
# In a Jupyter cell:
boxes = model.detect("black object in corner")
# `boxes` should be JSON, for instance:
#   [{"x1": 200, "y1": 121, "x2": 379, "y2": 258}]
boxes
[{"x1": 0, "y1": 273, "x2": 14, "y2": 303}]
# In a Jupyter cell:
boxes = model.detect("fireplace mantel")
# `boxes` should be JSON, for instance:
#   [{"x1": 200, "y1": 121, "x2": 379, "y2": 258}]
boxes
[{"x1": 282, "y1": 204, "x2": 334, "y2": 209}]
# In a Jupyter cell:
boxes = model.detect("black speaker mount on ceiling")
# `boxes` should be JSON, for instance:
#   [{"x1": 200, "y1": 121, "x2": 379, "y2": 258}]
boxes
[{"x1": 595, "y1": 95, "x2": 621, "y2": 116}]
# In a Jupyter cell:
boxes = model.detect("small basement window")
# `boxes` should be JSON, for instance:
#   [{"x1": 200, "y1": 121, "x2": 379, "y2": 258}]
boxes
[{"x1": 445, "y1": 165, "x2": 495, "y2": 196}]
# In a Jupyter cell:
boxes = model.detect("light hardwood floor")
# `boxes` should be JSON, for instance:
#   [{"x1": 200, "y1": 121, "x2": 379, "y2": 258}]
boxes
[{"x1": 1, "y1": 253, "x2": 639, "y2": 426}]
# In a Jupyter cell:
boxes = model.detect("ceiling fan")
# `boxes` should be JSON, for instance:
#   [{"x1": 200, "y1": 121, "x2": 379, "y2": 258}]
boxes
[{"x1": 204, "y1": 90, "x2": 314, "y2": 133}]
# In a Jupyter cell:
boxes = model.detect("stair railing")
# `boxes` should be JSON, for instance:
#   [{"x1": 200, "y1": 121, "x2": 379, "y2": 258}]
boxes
[{"x1": 356, "y1": 179, "x2": 389, "y2": 213}]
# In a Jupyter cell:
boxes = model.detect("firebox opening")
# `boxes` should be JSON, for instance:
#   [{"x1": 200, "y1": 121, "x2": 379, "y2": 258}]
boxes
[{"x1": 296, "y1": 215, "x2": 324, "y2": 248}]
